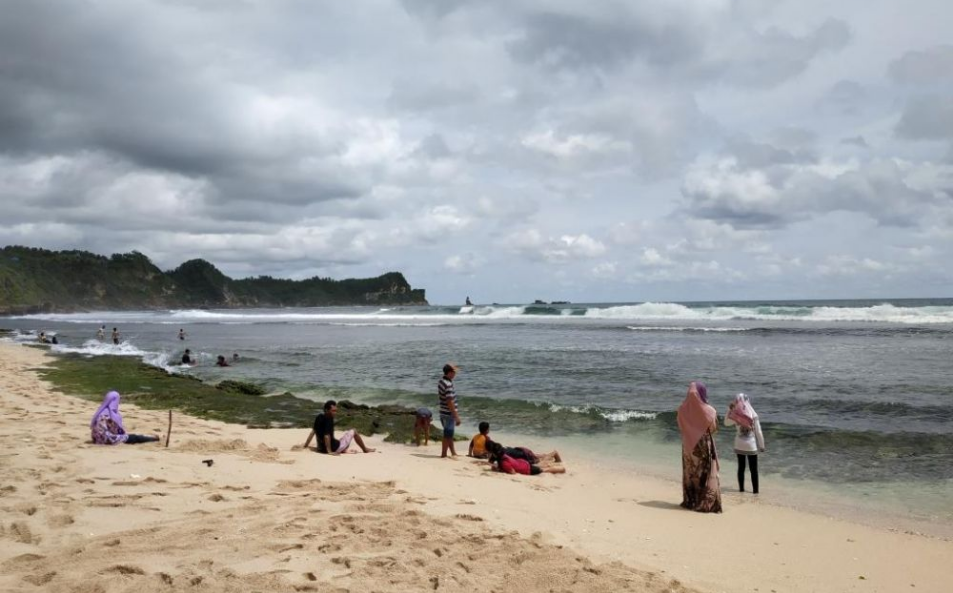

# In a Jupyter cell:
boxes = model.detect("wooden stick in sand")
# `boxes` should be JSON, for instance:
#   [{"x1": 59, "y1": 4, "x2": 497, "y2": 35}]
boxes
[{"x1": 165, "y1": 410, "x2": 172, "y2": 447}]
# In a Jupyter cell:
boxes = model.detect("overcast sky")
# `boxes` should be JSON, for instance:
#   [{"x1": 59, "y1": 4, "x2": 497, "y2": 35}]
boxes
[{"x1": 1, "y1": 0, "x2": 951, "y2": 304}]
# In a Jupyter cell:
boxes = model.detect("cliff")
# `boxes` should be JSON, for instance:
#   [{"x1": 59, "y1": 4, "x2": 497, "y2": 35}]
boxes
[{"x1": 0, "y1": 246, "x2": 427, "y2": 314}]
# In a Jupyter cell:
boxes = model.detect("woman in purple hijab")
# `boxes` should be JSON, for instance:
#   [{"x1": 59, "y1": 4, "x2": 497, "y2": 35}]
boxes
[{"x1": 90, "y1": 391, "x2": 160, "y2": 445}]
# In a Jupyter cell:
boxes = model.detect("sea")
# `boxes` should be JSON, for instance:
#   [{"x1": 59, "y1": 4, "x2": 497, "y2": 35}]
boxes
[{"x1": 5, "y1": 299, "x2": 953, "y2": 534}]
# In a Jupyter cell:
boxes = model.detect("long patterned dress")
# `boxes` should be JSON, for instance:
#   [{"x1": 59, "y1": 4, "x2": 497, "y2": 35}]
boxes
[{"x1": 681, "y1": 430, "x2": 722, "y2": 513}]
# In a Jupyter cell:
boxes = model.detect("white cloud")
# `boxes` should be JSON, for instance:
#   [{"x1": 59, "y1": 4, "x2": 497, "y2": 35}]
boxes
[
  {"x1": 444, "y1": 253, "x2": 482, "y2": 274},
  {"x1": 503, "y1": 229, "x2": 607, "y2": 263},
  {"x1": 639, "y1": 248, "x2": 673, "y2": 267}
]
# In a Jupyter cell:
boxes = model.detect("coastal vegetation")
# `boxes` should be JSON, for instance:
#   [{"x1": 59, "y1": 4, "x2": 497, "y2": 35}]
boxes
[
  {"x1": 37, "y1": 352, "x2": 443, "y2": 443},
  {"x1": 0, "y1": 246, "x2": 427, "y2": 314}
]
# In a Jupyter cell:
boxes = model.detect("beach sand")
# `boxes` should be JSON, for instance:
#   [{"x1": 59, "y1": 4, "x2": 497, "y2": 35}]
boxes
[{"x1": 1, "y1": 343, "x2": 949, "y2": 593}]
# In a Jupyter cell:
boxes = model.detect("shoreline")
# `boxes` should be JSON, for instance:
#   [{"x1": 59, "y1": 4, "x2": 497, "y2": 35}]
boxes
[
  {"x1": 2, "y1": 341, "x2": 952, "y2": 592},
  {"x1": 10, "y1": 335, "x2": 953, "y2": 539},
  {"x1": 517, "y1": 431, "x2": 953, "y2": 540}
]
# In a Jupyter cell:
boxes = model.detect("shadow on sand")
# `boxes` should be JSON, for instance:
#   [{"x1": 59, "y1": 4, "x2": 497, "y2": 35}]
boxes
[{"x1": 637, "y1": 500, "x2": 684, "y2": 511}]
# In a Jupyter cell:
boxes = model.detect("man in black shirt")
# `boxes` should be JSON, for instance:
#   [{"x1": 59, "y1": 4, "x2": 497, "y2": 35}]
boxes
[{"x1": 303, "y1": 400, "x2": 376, "y2": 455}]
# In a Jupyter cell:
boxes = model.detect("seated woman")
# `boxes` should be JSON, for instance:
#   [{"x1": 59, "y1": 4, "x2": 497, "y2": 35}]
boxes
[
  {"x1": 90, "y1": 391, "x2": 160, "y2": 445},
  {"x1": 486, "y1": 441, "x2": 565, "y2": 475}
]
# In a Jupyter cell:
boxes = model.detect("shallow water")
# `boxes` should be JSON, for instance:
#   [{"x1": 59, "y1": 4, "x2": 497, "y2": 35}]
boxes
[{"x1": 6, "y1": 299, "x2": 953, "y2": 527}]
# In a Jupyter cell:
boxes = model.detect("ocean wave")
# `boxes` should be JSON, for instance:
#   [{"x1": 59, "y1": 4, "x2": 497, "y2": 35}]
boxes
[
  {"x1": 50, "y1": 339, "x2": 182, "y2": 373},
  {"x1": 626, "y1": 326, "x2": 749, "y2": 332},
  {"x1": 595, "y1": 302, "x2": 953, "y2": 324},
  {"x1": 9, "y1": 301, "x2": 953, "y2": 325},
  {"x1": 327, "y1": 322, "x2": 452, "y2": 327},
  {"x1": 547, "y1": 403, "x2": 657, "y2": 422},
  {"x1": 52, "y1": 339, "x2": 148, "y2": 357}
]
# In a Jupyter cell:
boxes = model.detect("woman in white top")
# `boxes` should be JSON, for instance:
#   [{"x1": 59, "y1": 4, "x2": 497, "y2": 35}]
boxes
[{"x1": 725, "y1": 393, "x2": 765, "y2": 493}]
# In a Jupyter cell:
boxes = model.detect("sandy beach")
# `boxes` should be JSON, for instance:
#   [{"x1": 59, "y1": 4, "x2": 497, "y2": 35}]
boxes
[{"x1": 1, "y1": 342, "x2": 950, "y2": 593}]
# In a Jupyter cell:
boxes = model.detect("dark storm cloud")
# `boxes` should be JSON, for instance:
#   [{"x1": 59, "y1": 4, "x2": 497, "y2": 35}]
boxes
[
  {"x1": 0, "y1": 0, "x2": 363, "y2": 214},
  {"x1": 508, "y1": 9, "x2": 701, "y2": 71},
  {"x1": 504, "y1": 5, "x2": 849, "y2": 88}
]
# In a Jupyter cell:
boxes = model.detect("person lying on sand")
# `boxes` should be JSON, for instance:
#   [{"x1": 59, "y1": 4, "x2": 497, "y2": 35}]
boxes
[
  {"x1": 487, "y1": 441, "x2": 564, "y2": 475},
  {"x1": 303, "y1": 399, "x2": 376, "y2": 455},
  {"x1": 90, "y1": 391, "x2": 161, "y2": 445},
  {"x1": 486, "y1": 441, "x2": 562, "y2": 466}
]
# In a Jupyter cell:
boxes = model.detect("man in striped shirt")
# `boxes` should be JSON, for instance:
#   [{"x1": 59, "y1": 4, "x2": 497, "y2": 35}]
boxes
[{"x1": 438, "y1": 363, "x2": 461, "y2": 458}]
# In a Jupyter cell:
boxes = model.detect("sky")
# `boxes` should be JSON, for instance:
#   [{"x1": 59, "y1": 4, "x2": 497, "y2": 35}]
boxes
[{"x1": 1, "y1": 0, "x2": 951, "y2": 304}]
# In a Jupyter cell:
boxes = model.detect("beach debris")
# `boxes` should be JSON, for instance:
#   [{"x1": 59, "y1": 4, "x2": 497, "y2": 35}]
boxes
[
  {"x1": 129, "y1": 474, "x2": 141, "y2": 479},
  {"x1": 202, "y1": 459, "x2": 214, "y2": 467}
]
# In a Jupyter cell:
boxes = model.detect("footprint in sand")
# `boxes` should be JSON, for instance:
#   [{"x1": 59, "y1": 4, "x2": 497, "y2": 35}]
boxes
[
  {"x1": 47, "y1": 514, "x2": 75, "y2": 528},
  {"x1": 4, "y1": 521, "x2": 40, "y2": 544},
  {"x1": 22, "y1": 571, "x2": 56, "y2": 586},
  {"x1": 103, "y1": 564, "x2": 146, "y2": 576}
]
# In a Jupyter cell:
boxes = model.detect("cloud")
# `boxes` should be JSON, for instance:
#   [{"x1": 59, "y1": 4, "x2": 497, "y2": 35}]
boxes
[
  {"x1": 639, "y1": 248, "x2": 673, "y2": 267},
  {"x1": 888, "y1": 45, "x2": 953, "y2": 84},
  {"x1": 816, "y1": 80, "x2": 866, "y2": 115},
  {"x1": 681, "y1": 141, "x2": 953, "y2": 229},
  {"x1": 895, "y1": 94, "x2": 953, "y2": 141},
  {"x1": 444, "y1": 252, "x2": 483, "y2": 274},
  {"x1": 591, "y1": 261, "x2": 617, "y2": 278},
  {"x1": 503, "y1": 229, "x2": 606, "y2": 263},
  {"x1": 0, "y1": 0, "x2": 951, "y2": 301},
  {"x1": 841, "y1": 136, "x2": 869, "y2": 148},
  {"x1": 505, "y1": 4, "x2": 849, "y2": 88},
  {"x1": 816, "y1": 255, "x2": 898, "y2": 277}
]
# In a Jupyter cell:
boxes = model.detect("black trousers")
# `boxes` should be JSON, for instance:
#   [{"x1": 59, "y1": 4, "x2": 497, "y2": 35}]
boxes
[
  {"x1": 737, "y1": 454, "x2": 759, "y2": 493},
  {"x1": 126, "y1": 434, "x2": 160, "y2": 444}
]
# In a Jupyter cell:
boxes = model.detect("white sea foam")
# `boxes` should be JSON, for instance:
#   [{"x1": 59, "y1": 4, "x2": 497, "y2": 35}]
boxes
[
  {"x1": 328, "y1": 322, "x2": 451, "y2": 327},
  {"x1": 49, "y1": 339, "x2": 180, "y2": 373},
  {"x1": 600, "y1": 409, "x2": 658, "y2": 422},
  {"x1": 591, "y1": 302, "x2": 953, "y2": 324},
  {"x1": 52, "y1": 339, "x2": 149, "y2": 357},
  {"x1": 9, "y1": 302, "x2": 953, "y2": 325},
  {"x1": 626, "y1": 326, "x2": 749, "y2": 332},
  {"x1": 548, "y1": 403, "x2": 657, "y2": 422}
]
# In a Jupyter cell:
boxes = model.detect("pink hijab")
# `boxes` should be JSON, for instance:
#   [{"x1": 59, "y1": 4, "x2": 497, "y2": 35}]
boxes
[
  {"x1": 727, "y1": 393, "x2": 756, "y2": 429},
  {"x1": 677, "y1": 382, "x2": 716, "y2": 453}
]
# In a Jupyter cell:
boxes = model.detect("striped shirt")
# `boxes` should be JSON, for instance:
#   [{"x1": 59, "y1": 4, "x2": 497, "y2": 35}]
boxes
[{"x1": 438, "y1": 376, "x2": 457, "y2": 416}]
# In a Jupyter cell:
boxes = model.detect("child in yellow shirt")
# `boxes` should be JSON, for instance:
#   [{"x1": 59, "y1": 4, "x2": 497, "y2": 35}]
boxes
[{"x1": 468, "y1": 422, "x2": 491, "y2": 459}]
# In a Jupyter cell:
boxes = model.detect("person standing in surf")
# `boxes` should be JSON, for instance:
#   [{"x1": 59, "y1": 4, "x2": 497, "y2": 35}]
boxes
[
  {"x1": 438, "y1": 363, "x2": 462, "y2": 458},
  {"x1": 111, "y1": 327, "x2": 120, "y2": 345},
  {"x1": 677, "y1": 381, "x2": 722, "y2": 513},
  {"x1": 726, "y1": 393, "x2": 765, "y2": 493}
]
